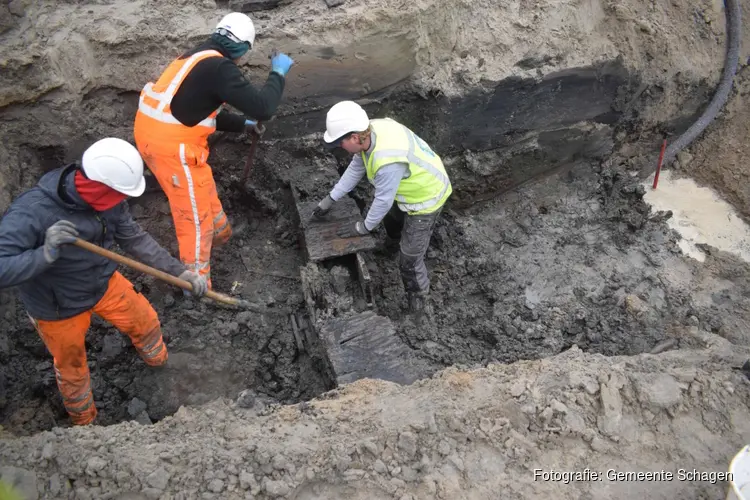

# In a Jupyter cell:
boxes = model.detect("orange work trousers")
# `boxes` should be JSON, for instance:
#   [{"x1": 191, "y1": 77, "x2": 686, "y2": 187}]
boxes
[
  {"x1": 135, "y1": 140, "x2": 231, "y2": 287},
  {"x1": 29, "y1": 272, "x2": 167, "y2": 425}
]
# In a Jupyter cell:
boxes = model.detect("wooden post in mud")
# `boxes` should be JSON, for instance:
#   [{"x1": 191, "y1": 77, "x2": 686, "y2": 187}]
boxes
[{"x1": 653, "y1": 139, "x2": 667, "y2": 189}]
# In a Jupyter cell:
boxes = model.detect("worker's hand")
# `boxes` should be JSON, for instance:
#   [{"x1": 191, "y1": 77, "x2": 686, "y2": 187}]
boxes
[
  {"x1": 270, "y1": 50, "x2": 294, "y2": 77},
  {"x1": 245, "y1": 119, "x2": 265, "y2": 137},
  {"x1": 312, "y1": 195, "x2": 334, "y2": 219},
  {"x1": 43, "y1": 220, "x2": 79, "y2": 263},
  {"x1": 336, "y1": 221, "x2": 369, "y2": 239},
  {"x1": 179, "y1": 270, "x2": 208, "y2": 298}
]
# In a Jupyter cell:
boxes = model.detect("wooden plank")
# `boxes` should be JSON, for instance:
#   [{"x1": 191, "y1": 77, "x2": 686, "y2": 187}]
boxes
[
  {"x1": 319, "y1": 311, "x2": 422, "y2": 385},
  {"x1": 299, "y1": 314, "x2": 317, "y2": 347},
  {"x1": 290, "y1": 313, "x2": 305, "y2": 353},
  {"x1": 299, "y1": 263, "x2": 320, "y2": 324},
  {"x1": 355, "y1": 253, "x2": 374, "y2": 308},
  {"x1": 295, "y1": 197, "x2": 376, "y2": 262},
  {"x1": 229, "y1": 0, "x2": 295, "y2": 12}
]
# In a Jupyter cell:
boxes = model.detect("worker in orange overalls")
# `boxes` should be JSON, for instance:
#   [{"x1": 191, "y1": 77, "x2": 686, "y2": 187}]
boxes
[
  {"x1": 0, "y1": 138, "x2": 207, "y2": 425},
  {"x1": 134, "y1": 12, "x2": 293, "y2": 287}
]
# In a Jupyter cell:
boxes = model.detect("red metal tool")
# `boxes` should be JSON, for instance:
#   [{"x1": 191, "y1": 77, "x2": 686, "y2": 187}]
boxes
[{"x1": 653, "y1": 139, "x2": 667, "y2": 189}]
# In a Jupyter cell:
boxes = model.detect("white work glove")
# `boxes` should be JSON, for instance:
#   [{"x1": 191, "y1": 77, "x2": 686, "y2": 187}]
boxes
[
  {"x1": 43, "y1": 220, "x2": 79, "y2": 263},
  {"x1": 179, "y1": 270, "x2": 208, "y2": 297},
  {"x1": 312, "y1": 195, "x2": 334, "y2": 219}
]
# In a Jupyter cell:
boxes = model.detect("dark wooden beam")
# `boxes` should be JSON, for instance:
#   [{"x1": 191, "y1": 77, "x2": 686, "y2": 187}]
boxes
[
  {"x1": 229, "y1": 0, "x2": 296, "y2": 12},
  {"x1": 294, "y1": 195, "x2": 376, "y2": 262},
  {"x1": 319, "y1": 311, "x2": 425, "y2": 385}
]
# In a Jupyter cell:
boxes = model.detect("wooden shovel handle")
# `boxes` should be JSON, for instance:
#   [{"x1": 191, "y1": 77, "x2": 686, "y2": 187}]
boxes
[{"x1": 72, "y1": 238, "x2": 243, "y2": 307}]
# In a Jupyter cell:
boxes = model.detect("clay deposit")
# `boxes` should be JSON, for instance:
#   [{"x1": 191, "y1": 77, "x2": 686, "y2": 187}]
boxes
[
  {"x1": 2, "y1": 0, "x2": 750, "y2": 498},
  {"x1": 643, "y1": 170, "x2": 750, "y2": 263}
]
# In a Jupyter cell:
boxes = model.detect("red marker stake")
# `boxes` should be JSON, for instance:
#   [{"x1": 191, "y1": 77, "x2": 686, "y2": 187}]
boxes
[{"x1": 653, "y1": 139, "x2": 667, "y2": 189}]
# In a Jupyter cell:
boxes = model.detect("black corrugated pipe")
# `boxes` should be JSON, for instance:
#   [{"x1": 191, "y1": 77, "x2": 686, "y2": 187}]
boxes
[{"x1": 662, "y1": 0, "x2": 742, "y2": 165}]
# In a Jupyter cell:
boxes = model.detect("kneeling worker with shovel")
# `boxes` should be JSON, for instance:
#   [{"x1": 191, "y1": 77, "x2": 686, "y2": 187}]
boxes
[{"x1": 0, "y1": 138, "x2": 207, "y2": 426}]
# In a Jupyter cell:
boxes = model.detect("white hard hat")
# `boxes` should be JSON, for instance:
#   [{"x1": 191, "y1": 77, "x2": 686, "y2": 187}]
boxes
[
  {"x1": 323, "y1": 101, "x2": 370, "y2": 145},
  {"x1": 81, "y1": 138, "x2": 146, "y2": 197},
  {"x1": 215, "y1": 12, "x2": 256, "y2": 48}
]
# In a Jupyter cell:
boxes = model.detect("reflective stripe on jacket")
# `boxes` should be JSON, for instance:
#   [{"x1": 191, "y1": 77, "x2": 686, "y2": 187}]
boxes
[
  {"x1": 364, "y1": 118, "x2": 452, "y2": 215},
  {"x1": 135, "y1": 50, "x2": 224, "y2": 147}
]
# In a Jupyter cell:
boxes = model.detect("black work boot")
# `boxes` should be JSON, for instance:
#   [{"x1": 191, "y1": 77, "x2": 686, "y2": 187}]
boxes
[{"x1": 383, "y1": 236, "x2": 400, "y2": 255}]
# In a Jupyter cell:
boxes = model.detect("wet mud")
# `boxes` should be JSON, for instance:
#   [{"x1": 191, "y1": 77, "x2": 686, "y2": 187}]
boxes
[
  {"x1": 0, "y1": 161, "x2": 332, "y2": 435},
  {"x1": 1, "y1": 64, "x2": 747, "y2": 437}
]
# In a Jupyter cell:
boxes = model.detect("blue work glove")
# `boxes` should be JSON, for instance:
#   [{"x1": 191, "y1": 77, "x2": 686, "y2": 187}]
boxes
[
  {"x1": 336, "y1": 221, "x2": 369, "y2": 239},
  {"x1": 271, "y1": 50, "x2": 294, "y2": 77},
  {"x1": 245, "y1": 119, "x2": 265, "y2": 136}
]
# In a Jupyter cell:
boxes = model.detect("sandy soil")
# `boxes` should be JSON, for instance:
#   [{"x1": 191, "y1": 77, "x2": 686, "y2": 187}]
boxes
[
  {"x1": 680, "y1": 67, "x2": 750, "y2": 220},
  {"x1": 2, "y1": 340, "x2": 750, "y2": 499}
]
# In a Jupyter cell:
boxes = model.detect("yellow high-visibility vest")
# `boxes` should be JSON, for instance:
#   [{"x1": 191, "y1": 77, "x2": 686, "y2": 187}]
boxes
[{"x1": 363, "y1": 118, "x2": 452, "y2": 215}]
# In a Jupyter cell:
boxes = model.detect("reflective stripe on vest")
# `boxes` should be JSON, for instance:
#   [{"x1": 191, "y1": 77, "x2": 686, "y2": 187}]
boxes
[
  {"x1": 365, "y1": 119, "x2": 451, "y2": 213},
  {"x1": 138, "y1": 50, "x2": 223, "y2": 131}
]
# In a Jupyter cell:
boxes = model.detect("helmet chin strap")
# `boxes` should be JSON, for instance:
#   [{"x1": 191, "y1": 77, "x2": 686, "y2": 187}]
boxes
[{"x1": 215, "y1": 27, "x2": 242, "y2": 43}]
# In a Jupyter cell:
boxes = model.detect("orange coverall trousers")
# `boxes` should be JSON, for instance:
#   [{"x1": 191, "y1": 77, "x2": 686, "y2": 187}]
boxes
[
  {"x1": 135, "y1": 140, "x2": 231, "y2": 287},
  {"x1": 29, "y1": 272, "x2": 167, "y2": 425}
]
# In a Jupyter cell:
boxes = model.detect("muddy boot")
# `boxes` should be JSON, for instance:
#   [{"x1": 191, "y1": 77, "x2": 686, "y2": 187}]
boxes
[
  {"x1": 408, "y1": 290, "x2": 432, "y2": 315},
  {"x1": 408, "y1": 292, "x2": 435, "y2": 328}
]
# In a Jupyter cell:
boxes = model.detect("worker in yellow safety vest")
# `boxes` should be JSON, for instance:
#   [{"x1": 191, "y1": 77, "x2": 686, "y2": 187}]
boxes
[{"x1": 312, "y1": 100, "x2": 452, "y2": 312}]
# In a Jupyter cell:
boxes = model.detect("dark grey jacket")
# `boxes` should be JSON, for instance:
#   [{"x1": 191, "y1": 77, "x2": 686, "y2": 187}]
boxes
[{"x1": 0, "y1": 164, "x2": 185, "y2": 320}]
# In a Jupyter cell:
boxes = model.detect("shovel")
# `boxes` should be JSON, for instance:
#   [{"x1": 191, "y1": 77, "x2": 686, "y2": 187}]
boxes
[{"x1": 72, "y1": 238, "x2": 264, "y2": 312}]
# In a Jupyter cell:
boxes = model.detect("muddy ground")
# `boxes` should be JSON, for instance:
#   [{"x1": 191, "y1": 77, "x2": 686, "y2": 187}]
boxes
[
  {"x1": 0, "y1": 0, "x2": 750, "y2": 435},
  {"x1": 6, "y1": 107, "x2": 750, "y2": 436},
  {"x1": 2, "y1": 0, "x2": 750, "y2": 497},
  {"x1": 0, "y1": 166, "x2": 333, "y2": 433}
]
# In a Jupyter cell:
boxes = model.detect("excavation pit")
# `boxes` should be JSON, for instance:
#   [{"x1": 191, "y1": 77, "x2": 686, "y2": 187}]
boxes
[
  {"x1": 0, "y1": 62, "x2": 745, "y2": 436},
  {"x1": 3, "y1": 1, "x2": 750, "y2": 497}
]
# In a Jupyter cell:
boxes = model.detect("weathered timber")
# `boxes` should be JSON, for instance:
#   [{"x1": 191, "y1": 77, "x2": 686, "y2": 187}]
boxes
[
  {"x1": 319, "y1": 311, "x2": 423, "y2": 385},
  {"x1": 290, "y1": 313, "x2": 305, "y2": 352},
  {"x1": 356, "y1": 253, "x2": 374, "y2": 308},
  {"x1": 229, "y1": 0, "x2": 295, "y2": 12},
  {"x1": 295, "y1": 197, "x2": 376, "y2": 262}
]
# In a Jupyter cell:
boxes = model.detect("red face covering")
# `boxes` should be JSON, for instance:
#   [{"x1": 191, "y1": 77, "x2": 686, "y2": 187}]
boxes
[{"x1": 74, "y1": 171, "x2": 128, "y2": 211}]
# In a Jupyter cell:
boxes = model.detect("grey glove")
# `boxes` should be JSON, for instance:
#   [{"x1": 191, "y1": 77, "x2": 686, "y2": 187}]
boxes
[
  {"x1": 337, "y1": 221, "x2": 369, "y2": 239},
  {"x1": 312, "y1": 195, "x2": 334, "y2": 219},
  {"x1": 179, "y1": 270, "x2": 208, "y2": 297},
  {"x1": 43, "y1": 220, "x2": 79, "y2": 263}
]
